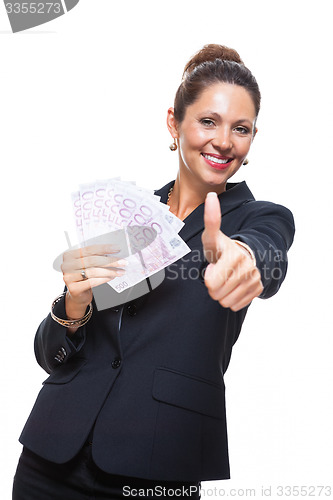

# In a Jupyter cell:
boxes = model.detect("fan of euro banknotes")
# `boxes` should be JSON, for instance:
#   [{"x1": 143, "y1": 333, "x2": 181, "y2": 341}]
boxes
[{"x1": 71, "y1": 178, "x2": 191, "y2": 293}]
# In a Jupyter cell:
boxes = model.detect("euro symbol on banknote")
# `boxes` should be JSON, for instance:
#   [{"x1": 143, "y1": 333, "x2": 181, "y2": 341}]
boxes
[
  {"x1": 53, "y1": 226, "x2": 166, "y2": 311},
  {"x1": 4, "y1": 0, "x2": 80, "y2": 33}
]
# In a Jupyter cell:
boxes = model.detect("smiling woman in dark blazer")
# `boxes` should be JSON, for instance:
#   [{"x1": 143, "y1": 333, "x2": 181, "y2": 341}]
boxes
[{"x1": 13, "y1": 44, "x2": 295, "y2": 499}]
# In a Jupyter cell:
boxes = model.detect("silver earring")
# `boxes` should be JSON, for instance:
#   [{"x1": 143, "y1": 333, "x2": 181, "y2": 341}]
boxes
[
  {"x1": 169, "y1": 138, "x2": 178, "y2": 151},
  {"x1": 243, "y1": 158, "x2": 249, "y2": 165}
]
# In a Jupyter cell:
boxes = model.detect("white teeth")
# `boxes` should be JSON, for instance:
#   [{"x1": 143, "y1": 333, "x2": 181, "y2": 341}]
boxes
[{"x1": 203, "y1": 154, "x2": 231, "y2": 164}]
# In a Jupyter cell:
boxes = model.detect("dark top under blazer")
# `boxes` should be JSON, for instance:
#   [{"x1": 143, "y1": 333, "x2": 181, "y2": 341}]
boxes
[{"x1": 19, "y1": 181, "x2": 295, "y2": 482}]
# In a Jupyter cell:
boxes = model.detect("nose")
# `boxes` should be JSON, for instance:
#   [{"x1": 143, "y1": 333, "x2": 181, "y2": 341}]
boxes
[{"x1": 213, "y1": 126, "x2": 232, "y2": 151}]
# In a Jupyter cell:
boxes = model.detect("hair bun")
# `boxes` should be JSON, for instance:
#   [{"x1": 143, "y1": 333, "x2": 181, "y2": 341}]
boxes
[{"x1": 183, "y1": 44, "x2": 243, "y2": 78}]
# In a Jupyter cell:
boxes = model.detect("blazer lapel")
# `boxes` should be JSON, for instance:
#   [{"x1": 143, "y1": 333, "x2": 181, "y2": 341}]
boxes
[{"x1": 155, "y1": 181, "x2": 255, "y2": 243}]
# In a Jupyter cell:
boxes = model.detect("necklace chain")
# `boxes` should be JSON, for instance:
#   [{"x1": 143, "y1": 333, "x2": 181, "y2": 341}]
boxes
[{"x1": 167, "y1": 186, "x2": 173, "y2": 205}]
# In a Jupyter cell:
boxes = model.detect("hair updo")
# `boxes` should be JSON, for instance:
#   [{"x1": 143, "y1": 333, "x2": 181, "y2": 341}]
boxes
[{"x1": 173, "y1": 44, "x2": 261, "y2": 124}]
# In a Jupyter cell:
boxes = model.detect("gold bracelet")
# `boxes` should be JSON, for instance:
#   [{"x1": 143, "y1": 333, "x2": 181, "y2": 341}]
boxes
[
  {"x1": 234, "y1": 240, "x2": 256, "y2": 266},
  {"x1": 50, "y1": 292, "x2": 93, "y2": 328}
]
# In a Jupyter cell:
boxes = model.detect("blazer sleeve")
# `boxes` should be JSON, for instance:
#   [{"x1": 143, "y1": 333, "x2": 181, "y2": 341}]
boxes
[
  {"x1": 230, "y1": 201, "x2": 295, "y2": 299},
  {"x1": 34, "y1": 293, "x2": 86, "y2": 374}
]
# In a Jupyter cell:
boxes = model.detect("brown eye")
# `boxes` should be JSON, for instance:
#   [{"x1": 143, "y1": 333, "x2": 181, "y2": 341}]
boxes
[
  {"x1": 234, "y1": 126, "x2": 249, "y2": 134},
  {"x1": 201, "y1": 119, "x2": 215, "y2": 127}
]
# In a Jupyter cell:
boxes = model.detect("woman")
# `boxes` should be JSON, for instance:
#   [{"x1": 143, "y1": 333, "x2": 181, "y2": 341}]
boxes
[{"x1": 13, "y1": 44, "x2": 295, "y2": 499}]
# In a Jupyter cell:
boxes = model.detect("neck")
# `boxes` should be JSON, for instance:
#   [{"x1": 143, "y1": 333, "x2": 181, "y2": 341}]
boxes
[{"x1": 167, "y1": 171, "x2": 226, "y2": 221}]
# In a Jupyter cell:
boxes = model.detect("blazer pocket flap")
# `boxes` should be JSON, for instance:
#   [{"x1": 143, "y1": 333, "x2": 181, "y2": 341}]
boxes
[
  {"x1": 152, "y1": 367, "x2": 225, "y2": 419},
  {"x1": 43, "y1": 358, "x2": 87, "y2": 385}
]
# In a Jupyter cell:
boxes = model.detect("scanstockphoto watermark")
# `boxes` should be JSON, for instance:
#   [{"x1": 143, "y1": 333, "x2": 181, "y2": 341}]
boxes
[
  {"x1": 122, "y1": 484, "x2": 332, "y2": 497},
  {"x1": 167, "y1": 248, "x2": 287, "y2": 282},
  {"x1": 3, "y1": 0, "x2": 80, "y2": 33}
]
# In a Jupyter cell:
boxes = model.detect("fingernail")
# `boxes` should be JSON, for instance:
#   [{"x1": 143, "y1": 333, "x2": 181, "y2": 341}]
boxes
[
  {"x1": 207, "y1": 192, "x2": 218, "y2": 199},
  {"x1": 115, "y1": 269, "x2": 126, "y2": 276},
  {"x1": 106, "y1": 245, "x2": 121, "y2": 252}
]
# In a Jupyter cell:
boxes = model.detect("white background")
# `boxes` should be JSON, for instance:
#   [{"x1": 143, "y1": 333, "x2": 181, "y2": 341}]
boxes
[{"x1": 1, "y1": 0, "x2": 332, "y2": 497}]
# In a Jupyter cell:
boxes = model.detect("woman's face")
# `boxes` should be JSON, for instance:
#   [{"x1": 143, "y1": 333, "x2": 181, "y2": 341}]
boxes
[{"x1": 169, "y1": 83, "x2": 257, "y2": 192}]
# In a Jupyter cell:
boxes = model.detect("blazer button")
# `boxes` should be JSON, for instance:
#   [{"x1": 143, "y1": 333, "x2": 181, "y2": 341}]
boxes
[
  {"x1": 127, "y1": 304, "x2": 137, "y2": 316},
  {"x1": 111, "y1": 358, "x2": 121, "y2": 369}
]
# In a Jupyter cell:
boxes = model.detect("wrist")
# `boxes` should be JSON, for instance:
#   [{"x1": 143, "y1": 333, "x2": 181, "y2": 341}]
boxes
[
  {"x1": 50, "y1": 292, "x2": 92, "y2": 332},
  {"x1": 65, "y1": 291, "x2": 90, "y2": 320},
  {"x1": 233, "y1": 240, "x2": 256, "y2": 266}
]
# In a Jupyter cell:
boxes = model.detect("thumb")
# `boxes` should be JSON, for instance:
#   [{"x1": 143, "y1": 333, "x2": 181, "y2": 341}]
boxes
[{"x1": 202, "y1": 192, "x2": 224, "y2": 263}]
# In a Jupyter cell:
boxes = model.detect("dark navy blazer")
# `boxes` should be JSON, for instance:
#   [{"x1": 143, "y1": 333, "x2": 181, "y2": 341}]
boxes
[{"x1": 19, "y1": 181, "x2": 295, "y2": 481}]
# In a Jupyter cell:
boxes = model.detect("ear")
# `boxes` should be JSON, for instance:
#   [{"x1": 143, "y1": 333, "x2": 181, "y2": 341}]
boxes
[
  {"x1": 252, "y1": 127, "x2": 258, "y2": 142},
  {"x1": 166, "y1": 107, "x2": 179, "y2": 139}
]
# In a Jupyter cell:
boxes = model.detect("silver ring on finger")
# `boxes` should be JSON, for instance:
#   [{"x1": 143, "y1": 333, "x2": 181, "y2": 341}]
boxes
[{"x1": 81, "y1": 270, "x2": 88, "y2": 281}]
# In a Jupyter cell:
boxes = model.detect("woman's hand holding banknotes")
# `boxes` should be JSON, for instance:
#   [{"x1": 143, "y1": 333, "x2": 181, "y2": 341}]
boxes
[{"x1": 61, "y1": 244, "x2": 127, "y2": 330}]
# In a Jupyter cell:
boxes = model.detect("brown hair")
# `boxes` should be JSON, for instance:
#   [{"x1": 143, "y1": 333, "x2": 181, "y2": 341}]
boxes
[{"x1": 174, "y1": 44, "x2": 261, "y2": 123}]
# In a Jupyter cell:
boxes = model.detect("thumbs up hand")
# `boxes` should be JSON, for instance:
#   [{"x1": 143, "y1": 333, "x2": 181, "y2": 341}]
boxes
[{"x1": 202, "y1": 192, "x2": 263, "y2": 312}]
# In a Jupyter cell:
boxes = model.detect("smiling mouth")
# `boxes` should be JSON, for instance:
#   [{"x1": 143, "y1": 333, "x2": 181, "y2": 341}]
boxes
[{"x1": 201, "y1": 153, "x2": 233, "y2": 165}]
